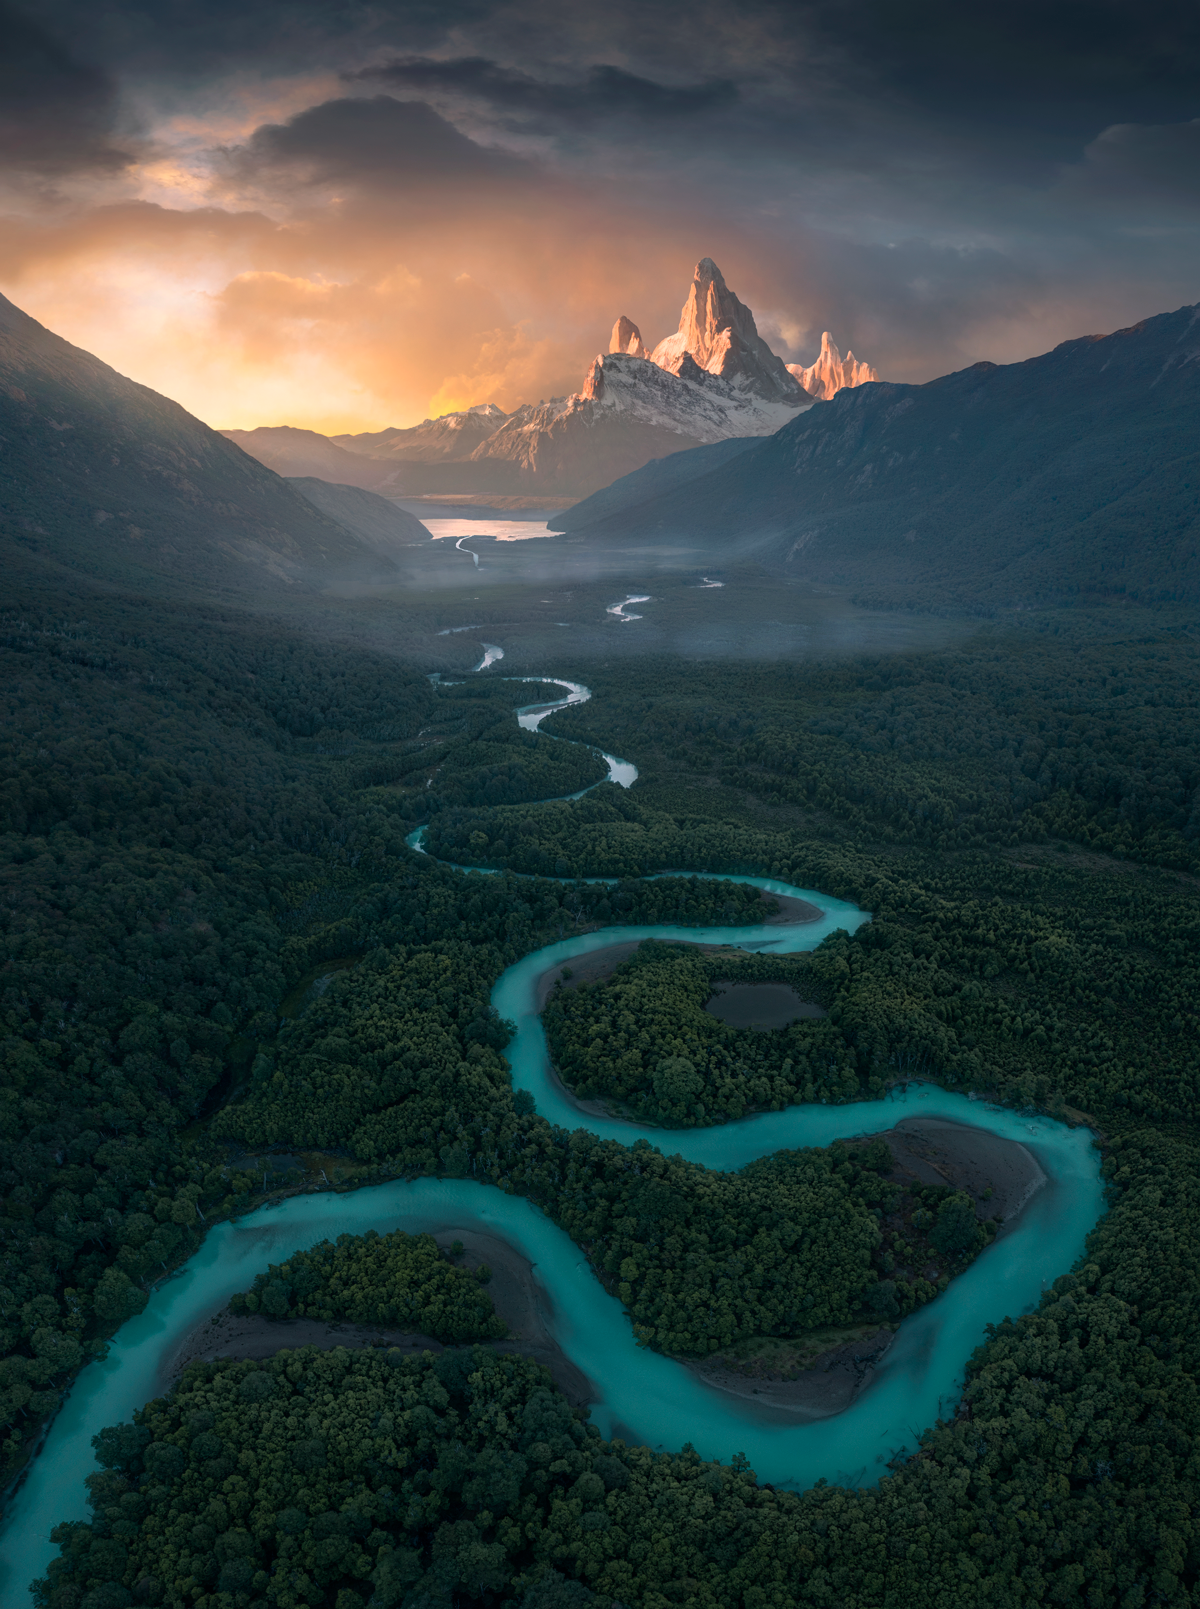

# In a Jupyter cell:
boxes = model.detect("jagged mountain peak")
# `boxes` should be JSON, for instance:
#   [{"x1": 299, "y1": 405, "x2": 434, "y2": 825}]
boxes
[
  {"x1": 788, "y1": 332, "x2": 878, "y2": 401},
  {"x1": 610, "y1": 316, "x2": 649, "y2": 358},
  {"x1": 648, "y1": 258, "x2": 809, "y2": 406}
]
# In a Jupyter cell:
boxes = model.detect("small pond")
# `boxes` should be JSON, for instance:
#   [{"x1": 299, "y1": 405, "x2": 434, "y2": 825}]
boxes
[{"x1": 705, "y1": 981, "x2": 828, "y2": 1028}]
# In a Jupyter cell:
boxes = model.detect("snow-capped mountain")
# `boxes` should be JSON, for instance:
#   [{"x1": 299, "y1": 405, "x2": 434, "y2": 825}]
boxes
[
  {"x1": 788, "y1": 333, "x2": 878, "y2": 401},
  {"x1": 465, "y1": 263, "x2": 814, "y2": 492},
  {"x1": 331, "y1": 403, "x2": 509, "y2": 462},
  {"x1": 467, "y1": 346, "x2": 805, "y2": 493},
  {"x1": 226, "y1": 261, "x2": 878, "y2": 498}
]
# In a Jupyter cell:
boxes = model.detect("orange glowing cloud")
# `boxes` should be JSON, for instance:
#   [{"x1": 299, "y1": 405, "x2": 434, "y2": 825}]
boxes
[{"x1": 0, "y1": 92, "x2": 827, "y2": 432}]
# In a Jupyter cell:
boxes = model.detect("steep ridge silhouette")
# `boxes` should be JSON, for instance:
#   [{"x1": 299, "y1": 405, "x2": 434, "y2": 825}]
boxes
[
  {"x1": 0, "y1": 293, "x2": 402, "y2": 595},
  {"x1": 284, "y1": 477, "x2": 431, "y2": 551},
  {"x1": 546, "y1": 436, "x2": 761, "y2": 531},
  {"x1": 559, "y1": 304, "x2": 1200, "y2": 607},
  {"x1": 219, "y1": 425, "x2": 395, "y2": 489}
]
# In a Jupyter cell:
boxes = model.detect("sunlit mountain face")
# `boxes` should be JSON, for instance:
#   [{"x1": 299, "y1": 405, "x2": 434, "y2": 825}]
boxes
[{"x1": 2, "y1": 0, "x2": 1198, "y2": 437}]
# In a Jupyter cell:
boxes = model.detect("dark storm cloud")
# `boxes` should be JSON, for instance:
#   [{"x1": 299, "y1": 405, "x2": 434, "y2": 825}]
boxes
[
  {"x1": 1, "y1": 0, "x2": 490, "y2": 78},
  {"x1": 1068, "y1": 119, "x2": 1200, "y2": 207},
  {"x1": 806, "y1": 0, "x2": 1200, "y2": 137},
  {"x1": 0, "y1": 1, "x2": 133, "y2": 176},
  {"x1": 348, "y1": 57, "x2": 737, "y2": 128},
  {"x1": 220, "y1": 95, "x2": 526, "y2": 192},
  {"x1": 5, "y1": 0, "x2": 1200, "y2": 415}
]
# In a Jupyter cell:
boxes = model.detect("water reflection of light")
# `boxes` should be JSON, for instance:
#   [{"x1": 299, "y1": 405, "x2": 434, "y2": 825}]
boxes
[
  {"x1": 607, "y1": 594, "x2": 652, "y2": 622},
  {"x1": 420, "y1": 518, "x2": 557, "y2": 543}
]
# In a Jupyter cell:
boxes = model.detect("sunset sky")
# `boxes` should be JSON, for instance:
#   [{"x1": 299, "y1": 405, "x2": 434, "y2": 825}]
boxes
[{"x1": 2, "y1": 0, "x2": 1197, "y2": 434}]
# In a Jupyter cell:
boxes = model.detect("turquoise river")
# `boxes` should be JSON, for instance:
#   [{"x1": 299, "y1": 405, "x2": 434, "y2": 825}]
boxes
[{"x1": 0, "y1": 676, "x2": 1106, "y2": 1600}]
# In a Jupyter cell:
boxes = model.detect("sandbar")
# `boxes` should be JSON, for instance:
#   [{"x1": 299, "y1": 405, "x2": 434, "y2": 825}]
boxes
[
  {"x1": 683, "y1": 1115, "x2": 1047, "y2": 1420},
  {"x1": 534, "y1": 934, "x2": 817, "y2": 1014},
  {"x1": 162, "y1": 1226, "x2": 593, "y2": 1409},
  {"x1": 761, "y1": 890, "x2": 824, "y2": 925}
]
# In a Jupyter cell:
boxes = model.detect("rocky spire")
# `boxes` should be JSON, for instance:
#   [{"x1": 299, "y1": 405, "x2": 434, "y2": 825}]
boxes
[
  {"x1": 788, "y1": 332, "x2": 879, "y2": 401},
  {"x1": 581, "y1": 356, "x2": 605, "y2": 401},
  {"x1": 610, "y1": 315, "x2": 649, "y2": 359},
  {"x1": 649, "y1": 259, "x2": 808, "y2": 405}
]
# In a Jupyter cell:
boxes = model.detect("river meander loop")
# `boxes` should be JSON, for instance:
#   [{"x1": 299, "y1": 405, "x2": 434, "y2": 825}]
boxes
[{"x1": 0, "y1": 676, "x2": 1106, "y2": 1600}]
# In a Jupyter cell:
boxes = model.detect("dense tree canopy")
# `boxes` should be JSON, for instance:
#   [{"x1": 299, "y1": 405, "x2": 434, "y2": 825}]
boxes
[
  {"x1": 0, "y1": 585, "x2": 766, "y2": 1477},
  {"x1": 14, "y1": 594, "x2": 1200, "y2": 1608},
  {"x1": 36, "y1": 1130, "x2": 1200, "y2": 1609},
  {"x1": 542, "y1": 942, "x2": 849, "y2": 1124},
  {"x1": 229, "y1": 1230, "x2": 505, "y2": 1343}
]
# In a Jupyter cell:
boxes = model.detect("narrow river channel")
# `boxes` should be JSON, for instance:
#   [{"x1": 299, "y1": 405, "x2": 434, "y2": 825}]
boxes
[{"x1": 0, "y1": 674, "x2": 1105, "y2": 1600}]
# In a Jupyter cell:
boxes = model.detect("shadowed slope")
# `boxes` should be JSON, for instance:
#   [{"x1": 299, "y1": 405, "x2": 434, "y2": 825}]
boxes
[
  {"x1": 560, "y1": 303, "x2": 1200, "y2": 607},
  {"x1": 285, "y1": 477, "x2": 431, "y2": 552},
  {"x1": 0, "y1": 292, "x2": 403, "y2": 596}
]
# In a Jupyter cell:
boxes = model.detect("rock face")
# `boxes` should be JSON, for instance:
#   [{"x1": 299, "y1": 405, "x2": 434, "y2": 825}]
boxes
[
  {"x1": 467, "y1": 350, "x2": 804, "y2": 493},
  {"x1": 788, "y1": 332, "x2": 878, "y2": 401},
  {"x1": 610, "y1": 316, "x2": 649, "y2": 358},
  {"x1": 331, "y1": 404, "x2": 508, "y2": 462},
  {"x1": 649, "y1": 258, "x2": 810, "y2": 405}
]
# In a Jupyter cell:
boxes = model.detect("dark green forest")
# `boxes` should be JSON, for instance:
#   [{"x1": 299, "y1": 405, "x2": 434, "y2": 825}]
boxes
[
  {"x1": 229, "y1": 1230, "x2": 505, "y2": 1343},
  {"x1": 11, "y1": 590, "x2": 1200, "y2": 1608},
  {"x1": 0, "y1": 582, "x2": 766, "y2": 1480},
  {"x1": 542, "y1": 942, "x2": 851, "y2": 1123},
  {"x1": 33, "y1": 1126, "x2": 1200, "y2": 1609}
]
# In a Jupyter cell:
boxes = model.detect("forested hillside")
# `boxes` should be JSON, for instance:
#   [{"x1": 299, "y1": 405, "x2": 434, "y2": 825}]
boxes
[{"x1": 558, "y1": 305, "x2": 1200, "y2": 610}]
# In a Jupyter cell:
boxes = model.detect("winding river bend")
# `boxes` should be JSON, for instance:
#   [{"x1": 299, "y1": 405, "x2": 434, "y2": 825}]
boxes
[{"x1": 0, "y1": 677, "x2": 1105, "y2": 1599}]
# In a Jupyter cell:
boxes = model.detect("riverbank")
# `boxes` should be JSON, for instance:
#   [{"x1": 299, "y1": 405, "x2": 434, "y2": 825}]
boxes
[
  {"x1": 875, "y1": 1114, "x2": 1048, "y2": 1230},
  {"x1": 762, "y1": 890, "x2": 824, "y2": 925},
  {"x1": 685, "y1": 1327, "x2": 896, "y2": 1420},
  {"x1": 161, "y1": 1227, "x2": 594, "y2": 1408},
  {"x1": 156, "y1": 1111, "x2": 1048, "y2": 1431},
  {"x1": 682, "y1": 1115, "x2": 1047, "y2": 1418},
  {"x1": 533, "y1": 928, "x2": 819, "y2": 1013}
]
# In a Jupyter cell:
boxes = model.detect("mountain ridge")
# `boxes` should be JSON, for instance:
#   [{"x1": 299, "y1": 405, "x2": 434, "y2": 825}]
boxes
[
  {"x1": 555, "y1": 303, "x2": 1200, "y2": 607},
  {"x1": 331, "y1": 404, "x2": 509, "y2": 462},
  {"x1": 219, "y1": 425, "x2": 396, "y2": 489},
  {"x1": 0, "y1": 292, "x2": 409, "y2": 595},
  {"x1": 225, "y1": 259, "x2": 873, "y2": 496}
]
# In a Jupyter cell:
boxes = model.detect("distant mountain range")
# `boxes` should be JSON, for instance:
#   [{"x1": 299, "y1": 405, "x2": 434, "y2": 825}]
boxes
[
  {"x1": 552, "y1": 303, "x2": 1200, "y2": 607},
  {"x1": 221, "y1": 425, "x2": 398, "y2": 489},
  {"x1": 223, "y1": 261, "x2": 878, "y2": 498},
  {"x1": 332, "y1": 403, "x2": 508, "y2": 462},
  {"x1": 0, "y1": 293, "x2": 428, "y2": 596},
  {"x1": 3, "y1": 283, "x2": 1196, "y2": 612}
]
